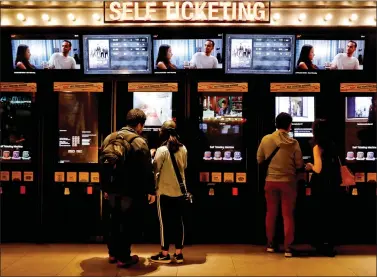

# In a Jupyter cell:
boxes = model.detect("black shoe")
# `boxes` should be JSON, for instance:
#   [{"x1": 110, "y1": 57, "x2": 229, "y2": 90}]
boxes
[
  {"x1": 284, "y1": 248, "x2": 294, "y2": 258},
  {"x1": 173, "y1": 253, "x2": 184, "y2": 264},
  {"x1": 266, "y1": 243, "x2": 279, "y2": 253},
  {"x1": 150, "y1": 252, "x2": 171, "y2": 264},
  {"x1": 117, "y1": 255, "x2": 139, "y2": 268}
]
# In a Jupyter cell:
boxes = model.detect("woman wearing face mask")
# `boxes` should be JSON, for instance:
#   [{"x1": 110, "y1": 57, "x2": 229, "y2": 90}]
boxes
[
  {"x1": 156, "y1": 44, "x2": 177, "y2": 70},
  {"x1": 150, "y1": 120, "x2": 188, "y2": 264},
  {"x1": 15, "y1": 44, "x2": 35, "y2": 71},
  {"x1": 297, "y1": 44, "x2": 318, "y2": 71}
]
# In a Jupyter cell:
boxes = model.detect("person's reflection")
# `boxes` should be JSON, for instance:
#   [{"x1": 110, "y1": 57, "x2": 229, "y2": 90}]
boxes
[{"x1": 358, "y1": 96, "x2": 376, "y2": 147}]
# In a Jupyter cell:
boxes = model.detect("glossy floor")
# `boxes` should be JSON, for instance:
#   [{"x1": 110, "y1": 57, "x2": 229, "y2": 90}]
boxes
[{"x1": 1, "y1": 244, "x2": 375, "y2": 276}]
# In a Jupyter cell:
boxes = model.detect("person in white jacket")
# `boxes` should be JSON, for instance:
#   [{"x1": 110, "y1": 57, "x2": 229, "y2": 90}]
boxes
[{"x1": 150, "y1": 120, "x2": 188, "y2": 264}]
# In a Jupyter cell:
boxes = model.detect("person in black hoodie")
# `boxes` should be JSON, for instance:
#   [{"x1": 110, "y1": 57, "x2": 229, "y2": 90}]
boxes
[{"x1": 101, "y1": 109, "x2": 156, "y2": 268}]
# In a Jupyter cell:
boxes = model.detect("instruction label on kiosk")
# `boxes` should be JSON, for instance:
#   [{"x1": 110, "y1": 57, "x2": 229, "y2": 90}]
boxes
[
  {"x1": 23, "y1": 172, "x2": 33, "y2": 182},
  {"x1": 54, "y1": 172, "x2": 65, "y2": 182},
  {"x1": 79, "y1": 172, "x2": 90, "y2": 183},
  {"x1": 12, "y1": 171, "x2": 22, "y2": 182},
  {"x1": 67, "y1": 172, "x2": 77, "y2": 183},
  {"x1": 236, "y1": 173, "x2": 247, "y2": 183}
]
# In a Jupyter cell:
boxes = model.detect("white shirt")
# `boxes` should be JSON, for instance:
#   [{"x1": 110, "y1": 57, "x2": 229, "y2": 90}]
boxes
[
  {"x1": 49, "y1": 53, "x2": 76, "y2": 69},
  {"x1": 331, "y1": 53, "x2": 360, "y2": 70},
  {"x1": 190, "y1": 52, "x2": 218, "y2": 69}
]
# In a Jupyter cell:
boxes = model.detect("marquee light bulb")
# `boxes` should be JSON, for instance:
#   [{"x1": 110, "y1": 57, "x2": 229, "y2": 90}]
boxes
[
  {"x1": 17, "y1": 13, "x2": 26, "y2": 21},
  {"x1": 349, "y1": 13, "x2": 358, "y2": 21},
  {"x1": 298, "y1": 13, "x2": 306, "y2": 22},
  {"x1": 67, "y1": 13, "x2": 76, "y2": 21},
  {"x1": 92, "y1": 13, "x2": 101, "y2": 21},
  {"x1": 272, "y1": 13, "x2": 280, "y2": 21},
  {"x1": 42, "y1": 13, "x2": 50, "y2": 22},
  {"x1": 324, "y1": 13, "x2": 333, "y2": 21}
]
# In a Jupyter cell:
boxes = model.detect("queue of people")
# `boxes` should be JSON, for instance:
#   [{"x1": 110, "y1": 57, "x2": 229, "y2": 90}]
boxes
[{"x1": 100, "y1": 108, "x2": 342, "y2": 268}]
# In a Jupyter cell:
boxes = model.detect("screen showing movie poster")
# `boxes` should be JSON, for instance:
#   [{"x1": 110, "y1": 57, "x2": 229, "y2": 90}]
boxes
[
  {"x1": 345, "y1": 96, "x2": 376, "y2": 163},
  {"x1": 11, "y1": 35, "x2": 81, "y2": 72},
  {"x1": 225, "y1": 34, "x2": 295, "y2": 74},
  {"x1": 200, "y1": 95, "x2": 244, "y2": 163},
  {"x1": 295, "y1": 39, "x2": 365, "y2": 72},
  {"x1": 58, "y1": 92, "x2": 99, "y2": 163},
  {"x1": 83, "y1": 34, "x2": 152, "y2": 74},
  {"x1": 0, "y1": 93, "x2": 34, "y2": 163},
  {"x1": 152, "y1": 37, "x2": 223, "y2": 71},
  {"x1": 133, "y1": 92, "x2": 173, "y2": 131},
  {"x1": 275, "y1": 96, "x2": 315, "y2": 138}
]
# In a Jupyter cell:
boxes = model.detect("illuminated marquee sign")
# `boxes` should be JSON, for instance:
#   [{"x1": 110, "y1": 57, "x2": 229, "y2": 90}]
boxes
[{"x1": 104, "y1": 0, "x2": 270, "y2": 23}]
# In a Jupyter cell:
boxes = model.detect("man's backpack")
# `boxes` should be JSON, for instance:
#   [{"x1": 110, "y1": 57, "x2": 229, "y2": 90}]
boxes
[{"x1": 100, "y1": 130, "x2": 139, "y2": 166}]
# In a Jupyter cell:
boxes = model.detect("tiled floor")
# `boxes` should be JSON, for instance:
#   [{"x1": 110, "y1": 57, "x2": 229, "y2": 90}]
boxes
[{"x1": 0, "y1": 244, "x2": 375, "y2": 276}]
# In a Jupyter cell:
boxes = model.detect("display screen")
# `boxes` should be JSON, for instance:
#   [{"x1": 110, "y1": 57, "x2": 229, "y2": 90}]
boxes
[
  {"x1": 83, "y1": 34, "x2": 152, "y2": 74},
  {"x1": 345, "y1": 96, "x2": 376, "y2": 162},
  {"x1": 295, "y1": 39, "x2": 365, "y2": 72},
  {"x1": 0, "y1": 93, "x2": 34, "y2": 163},
  {"x1": 11, "y1": 35, "x2": 81, "y2": 72},
  {"x1": 153, "y1": 37, "x2": 223, "y2": 71},
  {"x1": 133, "y1": 92, "x2": 173, "y2": 130},
  {"x1": 200, "y1": 95, "x2": 244, "y2": 162},
  {"x1": 58, "y1": 92, "x2": 99, "y2": 163},
  {"x1": 225, "y1": 34, "x2": 295, "y2": 74},
  {"x1": 275, "y1": 97, "x2": 315, "y2": 138}
]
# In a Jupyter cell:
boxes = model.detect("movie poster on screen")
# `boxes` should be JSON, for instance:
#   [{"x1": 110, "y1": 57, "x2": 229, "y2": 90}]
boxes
[{"x1": 55, "y1": 82, "x2": 102, "y2": 164}]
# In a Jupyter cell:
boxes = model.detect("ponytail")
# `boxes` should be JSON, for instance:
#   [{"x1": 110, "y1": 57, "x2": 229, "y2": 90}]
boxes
[{"x1": 165, "y1": 128, "x2": 183, "y2": 153}]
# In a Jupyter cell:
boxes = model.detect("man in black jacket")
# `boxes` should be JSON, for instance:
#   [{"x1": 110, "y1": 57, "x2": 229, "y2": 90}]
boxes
[{"x1": 102, "y1": 109, "x2": 155, "y2": 268}]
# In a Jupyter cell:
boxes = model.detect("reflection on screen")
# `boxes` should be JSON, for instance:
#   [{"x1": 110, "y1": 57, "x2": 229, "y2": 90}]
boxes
[
  {"x1": 225, "y1": 34, "x2": 295, "y2": 74},
  {"x1": 345, "y1": 96, "x2": 376, "y2": 163},
  {"x1": 275, "y1": 96, "x2": 315, "y2": 138},
  {"x1": 0, "y1": 94, "x2": 33, "y2": 163},
  {"x1": 11, "y1": 38, "x2": 81, "y2": 71},
  {"x1": 295, "y1": 40, "x2": 365, "y2": 72},
  {"x1": 133, "y1": 92, "x2": 173, "y2": 127},
  {"x1": 83, "y1": 35, "x2": 152, "y2": 74},
  {"x1": 153, "y1": 38, "x2": 223, "y2": 70},
  {"x1": 58, "y1": 92, "x2": 99, "y2": 163}
]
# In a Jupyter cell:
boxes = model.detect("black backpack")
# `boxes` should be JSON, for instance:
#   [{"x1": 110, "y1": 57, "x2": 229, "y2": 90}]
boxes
[{"x1": 99, "y1": 130, "x2": 139, "y2": 189}]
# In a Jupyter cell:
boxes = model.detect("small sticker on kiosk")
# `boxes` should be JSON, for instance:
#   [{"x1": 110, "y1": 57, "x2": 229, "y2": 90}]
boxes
[
  {"x1": 199, "y1": 172, "x2": 210, "y2": 183},
  {"x1": 0, "y1": 187, "x2": 3, "y2": 194},
  {"x1": 24, "y1": 172, "x2": 34, "y2": 182},
  {"x1": 209, "y1": 188, "x2": 215, "y2": 196},
  {"x1": 79, "y1": 172, "x2": 90, "y2": 183},
  {"x1": 87, "y1": 186, "x2": 93, "y2": 195},
  {"x1": 211, "y1": 172, "x2": 222, "y2": 183},
  {"x1": 224, "y1": 173, "x2": 234, "y2": 183},
  {"x1": 236, "y1": 173, "x2": 246, "y2": 183},
  {"x1": 352, "y1": 188, "x2": 358, "y2": 196},
  {"x1": 305, "y1": 187, "x2": 311, "y2": 196},
  {"x1": 355, "y1": 173, "x2": 365, "y2": 183},
  {"x1": 64, "y1": 187, "x2": 70, "y2": 195},
  {"x1": 91, "y1": 172, "x2": 100, "y2": 183},
  {"x1": 67, "y1": 172, "x2": 77, "y2": 183},
  {"x1": 12, "y1": 171, "x2": 22, "y2": 182},
  {"x1": 232, "y1": 187, "x2": 238, "y2": 196},
  {"x1": 0, "y1": 171, "x2": 10, "y2": 182},
  {"x1": 54, "y1": 172, "x2": 65, "y2": 182},
  {"x1": 20, "y1": 185, "x2": 26, "y2": 195}
]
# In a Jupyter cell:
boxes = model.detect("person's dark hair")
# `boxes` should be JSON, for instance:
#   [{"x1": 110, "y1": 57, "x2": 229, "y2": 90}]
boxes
[
  {"x1": 206, "y1": 39, "x2": 215, "y2": 47},
  {"x1": 312, "y1": 119, "x2": 333, "y2": 150},
  {"x1": 348, "y1": 40, "x2": 357, "y2": 48},
  {"x1": 15, "y1": 44, "x2": 35, "y2": 70},
  {"x1": 126, "y1": 109, "x2": 146, "y2": 128},
  {"x1": 156, "y1": 44, "x2": 176, "y2": 69},
  {"x1": 63, "y1": 40, "x2": 72, "y2": 47},
  {"x1": 297, "y1": 44, "x2": 316, "y2": 70},
  {"x1": 275, "y1": 112, "x2": 292, "y2": 131},
  {"x1": 160, "y1": 120, "x2": 183, "y2": 153}
]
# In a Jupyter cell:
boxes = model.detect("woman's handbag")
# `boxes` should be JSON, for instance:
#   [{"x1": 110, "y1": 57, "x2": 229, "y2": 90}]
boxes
[
  {"x1": 338, "y1": 157, "x2": 356, "y2": 186},
  {"x1": 169, "y1": 150, "x2": 193, "y2": 203}
]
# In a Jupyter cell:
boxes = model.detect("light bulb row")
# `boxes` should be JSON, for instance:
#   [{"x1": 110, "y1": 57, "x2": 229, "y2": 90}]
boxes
[
  {"x1": 272, "y1": 12, "x2": 372, "y2": 22},
  {"x1": 17, "y1": 12, "x2": 102, "y2": 22}
]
